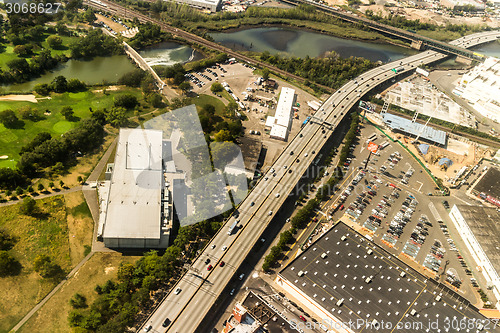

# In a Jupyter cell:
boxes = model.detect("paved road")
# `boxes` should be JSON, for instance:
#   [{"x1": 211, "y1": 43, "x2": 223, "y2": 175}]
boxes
[
  {"x1": 0, "y1": 186, "x2": 82, "y2": 208},
  {"x1": 144, "y1": 31, "x2": 500, "y2": 333}
]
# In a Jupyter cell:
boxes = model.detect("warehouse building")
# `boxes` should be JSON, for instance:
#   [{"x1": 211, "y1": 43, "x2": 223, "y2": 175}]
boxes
[
  {"x1": 266, "y1": 87, "x2": 296, "y2": 141},
  {"x1": 170, "y1": 0, "x2": 221, "y2": 12},
  {"x1": 471, "y1": 166, "x2": 500, "y2": 207},
  {"x1": 101, "y1": 128, "x2": 171, "y2": 248},
  {"x1": 275, "y1": 222, "x2": 494, "y2": 332},
  {"x1": 449, "y1": 205, "x2": 500, "y2": 309}
]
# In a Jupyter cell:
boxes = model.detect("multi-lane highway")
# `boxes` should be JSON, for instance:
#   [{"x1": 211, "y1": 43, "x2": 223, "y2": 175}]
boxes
[{"x1": 141, "y1": 30, "x2": 500, "y2": 333}]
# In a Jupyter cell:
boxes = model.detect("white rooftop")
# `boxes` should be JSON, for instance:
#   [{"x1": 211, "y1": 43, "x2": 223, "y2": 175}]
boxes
[
  {"x1": 454, "y1": 57, "x2": 500, "y2": 123},
  {"x1": 269, "y1": 124, "x2": 288, "y2": 140},
  {"x1": 274, "y1": 87, "x2": 295, "y2": 128},
  {"x1": 103, "y1": 128, "x2": 163, "y2": 240}
]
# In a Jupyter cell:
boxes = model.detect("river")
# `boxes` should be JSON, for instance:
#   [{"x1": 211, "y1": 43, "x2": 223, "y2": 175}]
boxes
[
  {"x1": 210, "y1": 26, "x2": 419, "y2": 62},
  {"x1": 1, "y1": 42, "x2": 198, "y2": 93}
]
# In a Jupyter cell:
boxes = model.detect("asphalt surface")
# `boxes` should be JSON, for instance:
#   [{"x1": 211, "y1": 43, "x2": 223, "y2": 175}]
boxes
[{"x1": 141, "y1": 31, "x2": 500, "y2": 333}]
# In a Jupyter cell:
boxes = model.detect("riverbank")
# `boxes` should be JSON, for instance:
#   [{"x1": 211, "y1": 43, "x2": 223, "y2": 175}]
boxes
[{"x1": 206, "y1": 22, "x2": 410, "y2": 49}]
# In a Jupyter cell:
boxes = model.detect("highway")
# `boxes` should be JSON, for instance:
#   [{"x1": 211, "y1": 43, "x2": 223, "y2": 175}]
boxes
[{"x1": 138, "y1": 30, "x2": 500, "y2": 333}]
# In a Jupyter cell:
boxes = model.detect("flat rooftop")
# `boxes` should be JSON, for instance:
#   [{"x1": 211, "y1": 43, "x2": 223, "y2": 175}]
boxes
[
  {"x1": 455, "y1": 205, "x2": 500, "y2": 274},
  {"x1": 103, "y1": 128, "x2": 163, "y2": 240},
  {"x1": 279, "y1": 222, "x2": 496, "y2": 333},
  {"x1": 473, "y1": 167, "x2": 500, "y2": 200},
  {"x1": 382, "y1": 113, "x2": 447, "y2": 146}
]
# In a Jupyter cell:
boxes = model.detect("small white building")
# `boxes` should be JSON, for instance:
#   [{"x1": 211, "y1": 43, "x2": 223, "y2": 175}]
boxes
[
  {"x1": 169, "y1": 0, "x2": 221, "y2": 12},
  {"x1": 266, "y1": 87, "x2": 295, "y2": 141},
  {"x1": 449, "y1": 205, "x2": 500, "y2": 309}
]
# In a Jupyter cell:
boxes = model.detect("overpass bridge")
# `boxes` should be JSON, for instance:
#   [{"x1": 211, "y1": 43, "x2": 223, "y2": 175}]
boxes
[{"x1": 280, "y1": 0, "x2": 495, "y2": 61}]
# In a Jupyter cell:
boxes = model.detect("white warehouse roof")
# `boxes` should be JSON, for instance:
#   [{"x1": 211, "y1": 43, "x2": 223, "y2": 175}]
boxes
[
  {"x1": 274, "y1": 87, "x2": 295, "y2": 128},
  {"x1": 103, "y1": 128, "x2": 163, "y2": 244}
]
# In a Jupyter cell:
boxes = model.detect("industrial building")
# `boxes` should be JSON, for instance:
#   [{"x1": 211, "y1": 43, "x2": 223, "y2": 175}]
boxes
[
  {"x1": 100, "y1": 128, "x2": 172, "y2": 248},
  {"x1": 382, "y1": 112, "x2": 447, "y2": 146},
  {"x1": 170, "y1": 0, "x2": 221, "y2": 12},
  {"x1": 449, "y1": 205, "x2": 500, "y2": 309},
  {"x1": 471, "y1": 167, "x2": 500, "y2": 207},
  {"x1": 453, "y1": 57, "x2": 500, "y2": 123},
  {"x1": 440, "y1": 0, "x2": 485, "y2": 9},
  {"x1": 276, "y1": 222, "x2": 494, "y2": 332},
  {"x1": 266, "y1": 87, "x2": 296, "y2": 141},
  {"x1": 385, "y1": 78, "x2": 476, "y2": 128}
]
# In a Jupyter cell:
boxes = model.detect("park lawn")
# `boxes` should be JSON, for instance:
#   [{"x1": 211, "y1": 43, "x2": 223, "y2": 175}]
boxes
[
  {"x1": 0, "y1": 88, "x2": 143, "y2": 169},
  {"x1": 0, "y1": 46, "x2": 19, "y2": 70},
  {"x1": 17, "y1": 252, "x2": 140, "y2": 333},
  {"x1": 0, "y1": 35, "x2": 79, "y2": 71},
  {"x1": 0, "y1": 193, "x2": 93, "y2": 333},
  {"x1": 188, "y1": 94, "x2": 226, "y2": 116},
  {"x1": 41, "y1": 35, "x2": 80, "y2": 58}
]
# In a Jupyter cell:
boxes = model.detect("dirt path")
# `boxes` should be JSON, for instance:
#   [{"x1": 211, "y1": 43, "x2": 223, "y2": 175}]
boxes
[{"x1": 0, "y1": 94, "x2": 38, "y2": 103}]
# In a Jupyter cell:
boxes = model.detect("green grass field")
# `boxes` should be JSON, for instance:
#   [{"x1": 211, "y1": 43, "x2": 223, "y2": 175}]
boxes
[
  {"x1": 0, "y1": 35, "x2": 79, "y2": 71},
  {"x1": 188, "y1": 94, "x2": 227, "y2": 116},
  {"x1": 0, "y1": 193, "x2": 94, "y2": 333},
  {"x1": 0, "y1": 88, "x2": 144, "y2": 168}
]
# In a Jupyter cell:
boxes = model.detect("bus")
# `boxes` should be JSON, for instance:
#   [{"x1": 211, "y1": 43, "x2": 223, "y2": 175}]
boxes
[{"x1": 301, "y1": 116, "x2": 311, "y2": 128}]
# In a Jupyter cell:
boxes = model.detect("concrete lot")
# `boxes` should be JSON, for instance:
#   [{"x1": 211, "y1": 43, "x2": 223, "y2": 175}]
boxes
[{"x1": 189, "y1": 62, "x2": 321, "y2": 171}]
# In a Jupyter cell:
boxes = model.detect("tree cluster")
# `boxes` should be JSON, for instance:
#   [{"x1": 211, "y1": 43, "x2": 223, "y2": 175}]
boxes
[
  {"x1": 70, "y1": 29, "x2": 123, "y2": 59},
  {"x1": 0, "y1": 49, "x2": 65, "y2": 84},
  {"x1": 262, "y1": 230, "x2": 294, "y2": 271},
  {"x1": 34, "y1": 75, "x2": 87, "y2": 96},
  {"x1": 260, "y1": 52, "x2": 374, "y2": 90},
  {"x1": 17, "y1": 117, "x2": 105, "y2": 176},
  {"x1": 128, "y1": 22, "x2": 167, "y2": 49},
  {"x1": 0, "y1": 229, "x2": 20, "y2": 277}
]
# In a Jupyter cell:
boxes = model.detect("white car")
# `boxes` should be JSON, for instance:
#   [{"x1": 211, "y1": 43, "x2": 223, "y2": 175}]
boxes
[
  {"x1": 222, "y1": 245, "x2": 227, "y2": 251},
  {"x1": 174, "y1": 287, "x2": 181, "y2": 295},
  {"x1": 268, "y1": 211, "x2": 273, "y2": 215}
]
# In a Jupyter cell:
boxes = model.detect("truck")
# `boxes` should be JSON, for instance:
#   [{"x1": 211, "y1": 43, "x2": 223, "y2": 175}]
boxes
[
  {"x1": 392, "y1": 66, "x2": 404, "y2": 74},
  {"x1": 227, "y1": 220, "x2": 238, "y2": 235}
]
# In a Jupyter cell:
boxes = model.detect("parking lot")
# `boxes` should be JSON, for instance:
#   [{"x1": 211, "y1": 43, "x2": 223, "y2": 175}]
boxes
[{"x1": 313, "y1": 122, "x2": 480, "y2": 303}]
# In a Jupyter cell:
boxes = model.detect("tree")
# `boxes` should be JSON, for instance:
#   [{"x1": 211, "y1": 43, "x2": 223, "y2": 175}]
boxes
[
  {"x1": 214, "y1": 130, "x2": 233, "y2": 142},
  {"x1": 106, "y1": 107, "x2": 127, "y2": 128},
  {"x1": 34, "y1": 83, "x2": 51, "y2": 96},
  {"x1": 49, "y1": 181, "x2": 55, "y2": 189},
  {"x1": 38, "y1": 183, "x2": 45, "y2": 192},
  {"x1": 210, "y1": 82, "x2": 223, "y2": 94},
  {"x1": 27, "y1": 185, "x2": 34, "y2": 193},
  {"x1": 33, "y1": 254, "x2": 63, "y2": 278},
  {"x1": 225, "y1": 102, "x2": 238, "y2": 117},
  {"x1": 67, "y1": 79, "x2": 86, "y2": 92},
  {"x1": 15, "y1": 186, "x2": 23, "y2": 196},
  {"x1": 0, "y1": 110, "x2": 20, "y2": 128},
  {"x1": 83, "y1": 8, "x2": 97, "y2": 23},
  {"x1": 59, "y1": 180, "x2": 64, "y2": 188},
  {"x1": 50, "y1": 75, "x2": 68, "y2": 93},
  {"x1": 118, "y1": 68, "x2": 146, "y2": 87},
  {"x1": 0, "y1": 229, "x2": 17, "y2": 251},
  {"x1": 0, "y1": 251, "x2": 20, "y2": 277},
  {"x1": 70, "y1": 293, "x2": 88, "y2": 309},
  {"x1": 19, "y1": 197, "x2": 37, "y2": 215},
  {"x1": 178, "y1": 82, "x2": 191, "y2": 94},
  {"x1": 47, "y1": 35, "x2": 63, "y2": 49},
  {"x1": 77, "y1": 176, "x2": 83, "y2": 184},
  {"x1": 114, "y1": 94, "x2": 138, "y2": 109},
  {"x1": 261, "y1": 68, "x2": 270, "y2": 80},
  {"x1": 61, "y1": 106, "x2": 74, "y2": 120},
  {"x1": 147, "y1": 93, "x2": 164, "y2": 108}
]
